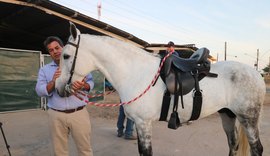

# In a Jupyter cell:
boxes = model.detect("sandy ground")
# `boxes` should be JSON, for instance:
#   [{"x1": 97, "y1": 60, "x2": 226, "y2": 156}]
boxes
[{"x1": 0, "y1": 89, "x2": 270, "y2": 156}]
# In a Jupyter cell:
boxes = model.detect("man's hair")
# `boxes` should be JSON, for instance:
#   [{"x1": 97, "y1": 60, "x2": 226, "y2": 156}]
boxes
[
  {"x1": 167, "y1": 41, "x2": 175, "y2": 47},
  {"x1": 43, "y1": 36, "x2": 64, "y2": 51}
]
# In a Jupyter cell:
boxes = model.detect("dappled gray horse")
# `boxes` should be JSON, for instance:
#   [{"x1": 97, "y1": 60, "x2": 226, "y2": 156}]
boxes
[{"x1": 56, "y1": 23, "x2": 265, "y2": 156}]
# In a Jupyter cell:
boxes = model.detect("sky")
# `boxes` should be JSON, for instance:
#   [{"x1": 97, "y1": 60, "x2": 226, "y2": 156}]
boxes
[{"x1": 52, "y1": 0, "x2": 270, "y2": 71}]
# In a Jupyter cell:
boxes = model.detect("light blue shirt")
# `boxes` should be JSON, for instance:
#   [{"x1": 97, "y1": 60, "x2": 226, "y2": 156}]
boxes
[{"x1": 35, "y1": 61, "x2": 94, "y2": 110}]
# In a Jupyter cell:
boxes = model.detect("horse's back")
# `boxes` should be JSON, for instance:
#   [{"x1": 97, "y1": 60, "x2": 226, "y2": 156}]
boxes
[
  {"x1": 211, "y1": 61, "x2": 265, "y2": 90},
  {"x1": 210, "y1": 61, "x2": 265, "y2": 109}
]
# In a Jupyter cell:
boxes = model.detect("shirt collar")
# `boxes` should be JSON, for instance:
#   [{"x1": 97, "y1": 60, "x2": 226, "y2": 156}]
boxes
[{"x1": 49, "y1": 61, "x2": 58, "y2": 67}]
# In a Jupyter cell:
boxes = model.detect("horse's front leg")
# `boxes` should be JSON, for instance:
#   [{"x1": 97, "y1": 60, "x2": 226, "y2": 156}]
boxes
[{"x1": 135, "y1": 120, "x2": 153, "y2": 156}]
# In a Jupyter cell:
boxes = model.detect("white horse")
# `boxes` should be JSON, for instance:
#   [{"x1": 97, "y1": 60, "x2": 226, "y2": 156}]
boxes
[{"x1": 56, "y1": 23, "x2": 265, "y2": 156}]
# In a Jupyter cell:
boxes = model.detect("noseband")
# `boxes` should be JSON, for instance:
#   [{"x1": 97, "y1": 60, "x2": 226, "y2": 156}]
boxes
[{"x1": 65, "y1": 35, "x2": 81, "y2": 93}]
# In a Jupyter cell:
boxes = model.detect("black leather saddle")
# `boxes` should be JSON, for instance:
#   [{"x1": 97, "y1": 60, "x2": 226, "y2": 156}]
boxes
[
  {"x1": 159, "y1": 48, "x2": 217, "y2": 125},
  {"x1": 161, "y1": 48, "x2": 211, "y2": 95}
]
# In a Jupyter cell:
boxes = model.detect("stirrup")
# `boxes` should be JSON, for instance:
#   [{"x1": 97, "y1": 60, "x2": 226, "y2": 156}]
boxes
[{"x1": 168, "y1": 111, "x2": 181, "y2": 129}]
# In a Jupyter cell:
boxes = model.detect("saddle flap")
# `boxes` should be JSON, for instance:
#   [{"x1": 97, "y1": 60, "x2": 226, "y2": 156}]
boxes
[
  {"x1": 165, "y1": 71, "x2": 195, "y2": 95},
  {"x1": 180, "y1": 73, "x2": 195, "y2": 95}
]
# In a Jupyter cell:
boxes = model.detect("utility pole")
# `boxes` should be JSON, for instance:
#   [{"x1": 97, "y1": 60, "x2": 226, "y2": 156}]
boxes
[
  {"x1": 269, "y1": 56, "x2": 270, "y2": 75},
  {"x1": 224, "y1": 42, "x2": 227, "y2": 61},
  {"x1": 97, "y1": 1, "x2": 102, "y2": 20},
  {"x1": 256, "y1": 49, "x2": 259, "y2": 71}
]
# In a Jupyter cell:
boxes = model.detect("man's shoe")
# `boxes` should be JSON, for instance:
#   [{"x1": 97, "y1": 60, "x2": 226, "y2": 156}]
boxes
[
  {"x1": 117, "y1": 131, "x2": 124, "y2": 137},
  {"x1": 124, "y1": 135, "x2": 137, "y2": 140}
]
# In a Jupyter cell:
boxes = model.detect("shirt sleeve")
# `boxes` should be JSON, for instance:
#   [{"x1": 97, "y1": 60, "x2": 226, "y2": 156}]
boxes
[
  {"x1": 85, "y1": 73, "x2": 94, "y2": 91},
  {"x1": 173, "y1": 51, "x2": 179, "y2": 57},
  {"x1": 35, "y1": 68, "x2": 51, "y2": 97}
]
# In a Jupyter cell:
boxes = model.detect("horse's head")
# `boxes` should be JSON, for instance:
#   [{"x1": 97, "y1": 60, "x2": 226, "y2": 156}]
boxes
[{"x1": 55, "y1": 22, "x2": 96, "y2": 97}]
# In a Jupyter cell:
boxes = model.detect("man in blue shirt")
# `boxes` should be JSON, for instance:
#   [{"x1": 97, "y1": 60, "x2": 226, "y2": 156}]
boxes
[
  {"x1": 36, "y1": 36, "x2": 94, "y2": 156},
  {"x1": 166, "y1": 41, "x2": 179, "y2": 56},
  {"x1": 159, "y1": 41, "x2": 179, "y2": 58}
]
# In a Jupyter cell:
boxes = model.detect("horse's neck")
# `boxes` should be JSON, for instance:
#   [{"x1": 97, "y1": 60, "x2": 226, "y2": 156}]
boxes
[{"x1": 85, "y1": 35, "x2": 160, "y2": 97}]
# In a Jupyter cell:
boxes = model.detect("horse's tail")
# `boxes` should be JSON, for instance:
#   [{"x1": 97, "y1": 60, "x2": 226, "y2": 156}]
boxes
[{"x1": 237, "y1": 125, "x2": 250, "y2": 156}]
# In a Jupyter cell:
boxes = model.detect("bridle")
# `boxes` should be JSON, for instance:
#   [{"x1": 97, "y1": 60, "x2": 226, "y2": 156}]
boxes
[{"x1": 64, "y1": 35, "x2": 81, "y2": 94}]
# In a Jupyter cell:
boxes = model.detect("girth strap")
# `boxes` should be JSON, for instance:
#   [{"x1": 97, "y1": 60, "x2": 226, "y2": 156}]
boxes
[
  {"x1": 159, "y1": 90, "x2": 171, "y2": 121},
  {"x1": 189, "y1": 71, "x2": 202, "y2": 121}
]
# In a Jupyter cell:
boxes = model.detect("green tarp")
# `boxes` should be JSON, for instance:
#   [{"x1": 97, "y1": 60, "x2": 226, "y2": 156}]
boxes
[{"x1": 0, "y1": 48, "x2": 40, "y2": 112}]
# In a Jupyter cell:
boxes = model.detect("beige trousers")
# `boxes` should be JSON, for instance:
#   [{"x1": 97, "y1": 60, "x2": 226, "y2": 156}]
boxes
[{"x1": 48, "y1": 107, "x2": 93, "y2": 156}]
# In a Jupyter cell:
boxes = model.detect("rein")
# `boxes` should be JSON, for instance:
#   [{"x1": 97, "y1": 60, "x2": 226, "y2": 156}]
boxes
[{"x1": 74, "y1": 51, "x2": 173, "y2": 107}]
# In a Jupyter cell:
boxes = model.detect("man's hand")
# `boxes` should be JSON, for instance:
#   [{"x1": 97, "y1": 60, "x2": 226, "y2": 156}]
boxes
[
  {"x1": 47, "y1": 68, "x2": 61, "y2": 93},
  {"x1": 52, "y1": 67, "x2": 61, "y2": 82},
  {"x1": 72, "y1": 78, "x2": 90, "y2": 92}
]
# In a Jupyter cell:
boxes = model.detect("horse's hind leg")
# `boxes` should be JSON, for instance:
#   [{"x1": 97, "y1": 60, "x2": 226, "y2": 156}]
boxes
[
  {"x1": 135, "y1": 120, "x2": 153, "y2": 156},
  {"x1": 219, "y1": 108, "x2": 238, "y2": 156},
  {"x1": 237, "y1": 112, "x2": 263, "y2": 156}
]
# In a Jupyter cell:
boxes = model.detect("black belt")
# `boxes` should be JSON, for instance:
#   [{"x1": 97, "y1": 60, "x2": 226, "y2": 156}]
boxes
[{"x1": 51, "y1": 106, "x2": 85, "y2": 113}]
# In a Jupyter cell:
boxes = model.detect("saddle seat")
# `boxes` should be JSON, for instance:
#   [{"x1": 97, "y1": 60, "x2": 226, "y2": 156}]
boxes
[{"x1": 164, "y1": 48, "x2": 210, "y2": 76}]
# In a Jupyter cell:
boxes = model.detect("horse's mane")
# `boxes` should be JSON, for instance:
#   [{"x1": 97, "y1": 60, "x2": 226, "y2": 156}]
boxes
[{"x1": 83, "y1": 34, "x2": 159, "y2": 58}]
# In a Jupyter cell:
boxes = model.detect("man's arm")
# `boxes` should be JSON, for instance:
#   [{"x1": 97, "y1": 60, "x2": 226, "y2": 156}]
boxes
[
  {"x1": 46, "y1": 68, "x2": 61, "y2": 94},
  {"x1": 36, "y1": 68, "x2": 50, "y2": 97}
]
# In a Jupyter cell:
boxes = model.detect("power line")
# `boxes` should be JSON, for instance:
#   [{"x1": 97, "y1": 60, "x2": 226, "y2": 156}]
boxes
[
  {"x1": 54, "y1": 0, "x2": 233, "y2": 48},
  {"x1": 56, "y1": 0, "x2": 97, "y2": 18},
  {"x1": 260, "y1": 49, "x2": 270, "y2": 59},
  {"x1": 104, "y1": 0, "x2": 197, "y2": 38},
  {"x1": 73, "y1": 0, "x2": 197, "y2": 43}
]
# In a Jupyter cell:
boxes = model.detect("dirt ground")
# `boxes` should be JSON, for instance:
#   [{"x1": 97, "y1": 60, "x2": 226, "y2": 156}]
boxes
[{"x1": 0, "y1": 88, "x2": 269, "y2": 156}]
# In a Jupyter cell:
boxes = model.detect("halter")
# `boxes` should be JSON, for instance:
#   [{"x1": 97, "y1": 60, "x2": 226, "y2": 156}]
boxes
[{"x1": 64, "y1": 35, "x2": 81, "y2": 93}]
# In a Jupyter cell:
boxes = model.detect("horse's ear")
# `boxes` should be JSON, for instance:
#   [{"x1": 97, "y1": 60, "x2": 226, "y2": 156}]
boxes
[{"x1": 69, "y1": 22, "x2": 80, "y2": 40}]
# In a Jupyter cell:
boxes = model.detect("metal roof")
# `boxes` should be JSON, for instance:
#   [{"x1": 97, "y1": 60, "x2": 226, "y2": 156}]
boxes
[
  {"x1": 145, "y1": 43, "x2": 198, "y2": 51},
  {"x1": 0, "y1": 0, "x2": 150, "y2": 54}
]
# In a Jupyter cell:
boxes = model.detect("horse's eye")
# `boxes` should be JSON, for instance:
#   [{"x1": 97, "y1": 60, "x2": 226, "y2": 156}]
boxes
[{"x1": 63, "y1": 54, "x2": 70, "y2": 60}]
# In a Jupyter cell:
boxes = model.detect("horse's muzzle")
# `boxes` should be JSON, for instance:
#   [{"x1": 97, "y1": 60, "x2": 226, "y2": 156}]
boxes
[{"x1": 56, "y1": 84, "x2": 72, "y2": 97}]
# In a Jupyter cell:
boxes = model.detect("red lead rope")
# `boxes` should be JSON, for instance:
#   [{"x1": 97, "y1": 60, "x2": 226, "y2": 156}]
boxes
[{"x1": 74, "y1": 52, "x2": 173, "y2": 107}]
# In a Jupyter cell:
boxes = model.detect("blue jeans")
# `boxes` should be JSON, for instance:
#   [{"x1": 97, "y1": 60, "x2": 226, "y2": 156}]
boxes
[{"x1": 117, "y1": 105, "x2": 134, "y2": 137}]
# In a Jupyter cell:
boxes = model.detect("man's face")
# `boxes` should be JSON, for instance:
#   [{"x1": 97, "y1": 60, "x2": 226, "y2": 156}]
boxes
[
  {"x1": 47, "y1": 41, "x2": 63, "y2": 64},
  {"x1": 167, "y1": 46, "x2": 175, "y2": 52}
]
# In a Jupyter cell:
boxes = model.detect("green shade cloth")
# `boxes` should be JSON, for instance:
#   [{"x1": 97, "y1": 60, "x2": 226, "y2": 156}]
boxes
[{"x1": 0, "y1": 48, "x2": 41, "y2": 112}]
